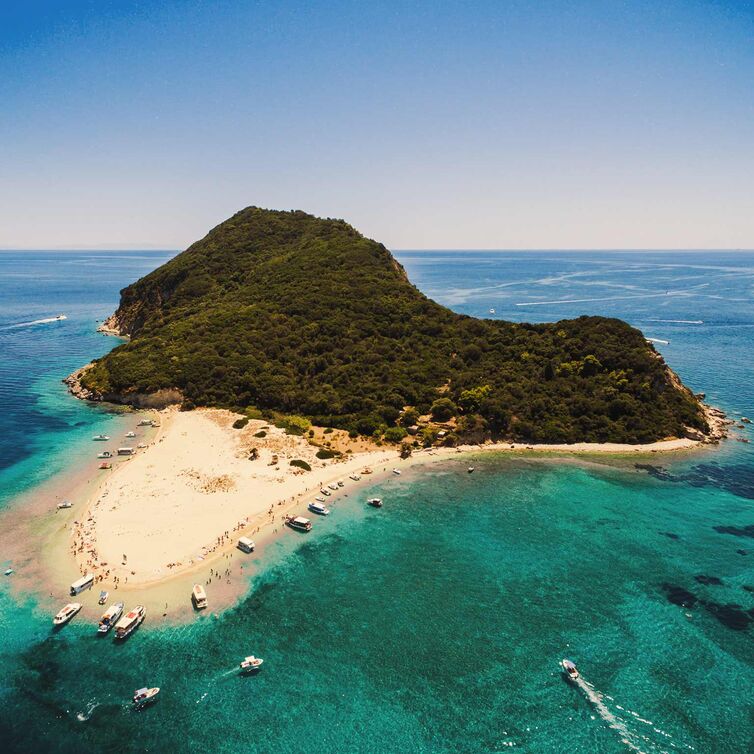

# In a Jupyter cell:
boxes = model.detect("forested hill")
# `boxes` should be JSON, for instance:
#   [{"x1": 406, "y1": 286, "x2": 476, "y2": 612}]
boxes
[{"x1": 79, "y1": 207, "x2": 707, "y2": 444}]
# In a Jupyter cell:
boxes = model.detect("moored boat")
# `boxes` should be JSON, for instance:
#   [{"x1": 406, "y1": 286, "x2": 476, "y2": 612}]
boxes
[
  {"x1": 70, "y1": 573, "x2": 95, "y2": 595},
  {"x1": 367, "y1": 497, "x2": 383, "y2": 508},
  {"x1": 92, "y1": 434, "x2": 110, "y2": 441},
  {"x1": 53, "y1": 602, "x2": 82, "y2": 626},
  {"x1": 133, "y1": 687, "x2": 160, "y2": 707},
  {"x1": 319, "y1": 488, "x2": 331, "y2": 497},
  {"x1": 56, "y1": 500, "x2": 73, "y2": 509},
  {"x1": 237, "y1": 536, "x2": 255, "y2": 553},
  {"x1": 308, "y1": 501, "x2": 330, "y2": 516},
  {"x1": 467, "y1": 466, "x2": 475, "y2": 473},
  {"x1": 349, "y1": 474, "x2": 361, "y2": 481},
  {"x1": 98, "y1": 602, "x2": 124, "y2": 634},
  {"x1": 125, "y1": 431, "x2": 136, "y2": 438},
  {"x1": 327, "y1": 482, "x2": 339, "y2": 491},
  {"x1": 285, "y1": 515, "x2": 312, "y2": 532},
  {"x1": 192, "y1": 583, "x2": 208, "y2": 609},
  {"x1": 392, "y1": 468, "x2": 401, "y2": 475},
  {"x1": 97, "y1": 451, "x2": 112, "y2": 458},
  {"x1": 240, "y1": 655, "x2": 264, "y2": 673},
  {"x1": 561, "y1": 659, "x2": 579, "y2": 681},
  {"x1": 114, "y1": 605, "x2": 146, "y2": 639},
  {"x1": 98, "y1": 590, "x2": 109, "y2": 605},
  {"x1": 99, "y1": 462, "x2": 112, "y2": 470},
  {"x1": 314, "y1": 496, "x2": 327, "y2": 503}
]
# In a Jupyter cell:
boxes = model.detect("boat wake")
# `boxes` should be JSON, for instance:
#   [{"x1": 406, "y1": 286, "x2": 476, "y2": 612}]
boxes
[
  {"x1": 1, "y1": 316, "x2": 67, "y2": 330},
  {"x1": 570, "y1": 674, "x2": 692, "y2": 754},
  {"x1": 647, "y1": 319, "x2": 704, "y2": 325}
]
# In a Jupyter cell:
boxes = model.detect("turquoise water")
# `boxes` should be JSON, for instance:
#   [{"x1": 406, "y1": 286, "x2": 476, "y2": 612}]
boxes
[{"x1": 1, "y1": 251, "x2": 753, "y2": 753}]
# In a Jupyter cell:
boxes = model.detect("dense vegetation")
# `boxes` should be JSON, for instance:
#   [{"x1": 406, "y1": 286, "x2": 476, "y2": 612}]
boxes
[{"x1": 81, "y1": 207, "x2": 707, "y2": 443}]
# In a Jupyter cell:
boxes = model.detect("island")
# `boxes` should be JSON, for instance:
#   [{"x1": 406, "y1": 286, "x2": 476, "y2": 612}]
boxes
[{"x1": 70, "y1": 206, "x2": 710, "y2": 446}]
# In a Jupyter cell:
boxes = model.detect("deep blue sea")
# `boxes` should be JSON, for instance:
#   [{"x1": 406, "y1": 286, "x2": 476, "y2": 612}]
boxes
[{"x1": 1, "y1": 250, "x2": 752, "y2": 753}]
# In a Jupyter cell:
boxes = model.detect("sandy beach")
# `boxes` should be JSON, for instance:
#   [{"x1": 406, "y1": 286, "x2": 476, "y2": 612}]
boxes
[{"x1": 1, "y1": 402, "x2": 727, "y2": 624}]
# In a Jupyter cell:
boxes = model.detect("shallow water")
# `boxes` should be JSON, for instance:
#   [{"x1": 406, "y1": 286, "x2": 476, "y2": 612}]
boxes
[{"x1": 1, "y1": 250, "x2": 752, "y2": 753}]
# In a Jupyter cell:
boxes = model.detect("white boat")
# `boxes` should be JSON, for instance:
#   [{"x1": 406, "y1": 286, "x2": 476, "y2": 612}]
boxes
[
  {"x1": 98, "y1": 590, "x2": 109, "y2": 605},
  {"x1": 349, "y1": 474, "x2": 361, "y2": 481},
  {"x1": 392, "y1": 468, "x2": 401, "y2": 475},
  {"x1": 308, "y1": 501, "x2": 330, "y2": 515},
  {"x1": 70, "y1": 573, "x2": 95, "y2": 595},
  {"x1": 327, "y1": 483, "x2": 339, "y2": 491},
  {"x1": 133, "y1": 687, "x2": 160, "y2": 707},
  {"x1": 98, "y1": 602, "x2": 124, "y2": 634},
  {"x1": 125, "y1": 431, "x2": 136, "y2": 438},
  {"x1": 114, "y1": 605, "x2": 146, "y2": 639},
  {"x1": 53, "y1": 602, "x2": 82, "y2": 626},
  {"x1": 561, "y1": 659, "x2": 579, "y2": 681},
  {"x1": 240, "y1": 655, "x2": 264, "y2": 673},
  {"x1": 192, "y1": 583, "x2": 208, "y2": 609},
  {"x1": 319, "y1": 488, "x2": 331, "y2": 497},
  {"x1": 285, "y1": 515, "x2": 312, "y2": 532},
  {"x1": 337, "y1": 480, "x2": 344, "y2": 487},
  {"x1": 138, "y1": 419, "x2": 153, "y2": 426},
  {"x1": 489, "y1": 308, "x2": 495, "y2": 314},
  {"x1": 4, "y1": 568, "x2": 13, "y2": 576},
  {"x1": 117, "y1": 447, "x2": 134, "y2": 456},
  {"x1": 467, "y1": 466, "x2": 475, "y2": 473},
  {"x1": 237, "y1": 536, "x2": 255, "y2": 553},
  {"x1": 92, "y1": 435, "x2": 110, "y2": 441},
  {"x1": 54, "y1": 314, "x2": 67, "y2": 321},
  {"x1": 314, "y1": 496, "x2": 327, "y2": 503},
  {"x1": 97, "y1": 451, "x2": 112, "y2": 459},
  {"x1": 56, "y1": 500, "x2": 73, "y2": 509},
  {"x1": 367, "y1": 498, "x2": 383, "y2": 508}
]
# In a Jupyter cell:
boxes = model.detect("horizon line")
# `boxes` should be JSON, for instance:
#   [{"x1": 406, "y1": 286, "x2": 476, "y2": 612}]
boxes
[{"x1": 1, "y1": 247, "x2": 754, "y2": 253}]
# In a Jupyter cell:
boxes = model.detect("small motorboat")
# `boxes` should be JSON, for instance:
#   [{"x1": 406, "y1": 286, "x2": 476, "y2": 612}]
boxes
[
  {"x1": 308, "y1": 501, "x2": 330, "y2": 516},
  {"x1": 98, "y1": 601, "x2": 124, "y2": 633},
  {"x1": 240, "y1": 655, "x2": 264, "y2": 673},
  {"x1": 327, "y1": 483, "x2": 339, "y2": 491},
  {"x1": 319, "y1": 488, "x2": 331, "y2": 497},
  {"x1": 489, "y1": 308, "x2": 495, "y2": 314},
  {"x1": 361, "y1": 468, "x2": 373, "y2": 474},
  {"x1": 133, "y1": 687, "x2": 160, "y2": 708},
  {"x1": 97, "y1": 451, "x2": 112, "y2": 459},
  {"x1": 125, "y1": 431, "x2": 136, "y2": 438},
  {"x1": 99, "y1": 462, "x2": 112, "y2": 470},
  {"x1": 561, "y1": 659, "x2": 579, "y2": 681},
  {"x1": 467, "y1": 466, "x2": 475, "y2": 474},
  {"x1": 4, "y1": 568, "x2": 14, "y2": 576},
  {"x1": 392, "y1": 468, "x2": 401, "y2": 475},
  {"x1": 314, "y1": 496, "x2": 327, "y2": 503},
  {"x1": 92, "y1": 435, "x2": 110, "y2": 441},
  {"x1": 285, "y1": 515, "x2": 312, "y2": 532},
  {"x1": 337, "y1": 480, "x2": 344, "y2": 487},
  {"x1": 57, "y1": 500, "x2": 73, "y2": 509},
  {"x1": 53, "y1": 602, "x2": 82, "y2": 626},
  {"x1": 54, "y1": 314, "x2": 67, "y2": 321},
  {"x1": 98, "y1": 590, "x2": 109, "y2": 605},
  {"x1": 367, "y1": 498, "x2": 383, "y2": 508},
  {"x1": 349, "y1": 474, "x2": 361, "y2": 481}
]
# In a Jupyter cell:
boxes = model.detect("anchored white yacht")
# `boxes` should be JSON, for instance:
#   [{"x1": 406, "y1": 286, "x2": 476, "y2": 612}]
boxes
[{"x1": 54, "y1": 602, "x2": 82, "y2": 626}]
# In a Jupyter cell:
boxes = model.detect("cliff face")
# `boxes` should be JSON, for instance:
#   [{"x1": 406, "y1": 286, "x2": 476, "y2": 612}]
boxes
[{"x1": 73, "y1": 207, "x2": 710, "y2": 444}]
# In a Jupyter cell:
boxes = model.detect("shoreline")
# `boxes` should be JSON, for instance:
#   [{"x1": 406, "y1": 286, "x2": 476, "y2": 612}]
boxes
[{"x1": 1, "y1": 402, "x2": 729, "y2": 626}]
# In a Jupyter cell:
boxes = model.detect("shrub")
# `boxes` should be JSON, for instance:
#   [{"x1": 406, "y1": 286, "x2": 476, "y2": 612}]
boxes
[
  {"x1": 430, "y1": 398, "x2": 457, "y2": 421},
  {"x1": 290, "y1": 459, "x2": 311, "y2": 471},
  {"x1": 324, "y1": 427, "x2": 334, "y2": 434},
  {"x1": 232, "y1": 417, "x2": 249, "y2": 429},
  {"x1": 383, "y1": 426, "x2": 408, "y2": 443},
  {"x1": 254, "y1": 430, "x2": 267, "y2": 438},
  {"x1": 315, "y1": 448, "x2": 339, "y2": 459}
]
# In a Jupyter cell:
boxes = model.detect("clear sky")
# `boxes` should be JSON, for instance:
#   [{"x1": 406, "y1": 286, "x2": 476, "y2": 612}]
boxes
[{"x1": 1, "y1": 1, "x2": 752, "y2": 250}]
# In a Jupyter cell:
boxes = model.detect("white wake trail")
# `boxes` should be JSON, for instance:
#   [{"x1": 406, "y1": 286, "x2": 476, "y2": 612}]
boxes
[{"x1": 2, "y1": 316, "x2": 67, "y2": 329}]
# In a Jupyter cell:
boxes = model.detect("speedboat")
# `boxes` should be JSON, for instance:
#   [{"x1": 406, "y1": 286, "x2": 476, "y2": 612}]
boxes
[
  {"x1": 392, "y1": 468, "x2": 401, "y2": 475},
  {"x1": 54, "y1": 314, "x2": 67, "y2": 321},
  {"x1": 489, "y1": 308, "x2": 495, "y2": 314},
  {"x1": 319, "y1": 488, "x2": 331, "y2": 497},
  {"x1": 327, "y1": 483, "x2": 339, "y2": 491},
  {"x1": 467, "y1": 466, "x2": 475, "y2": 473},
  {"x1": 367, "y1": 498, "x2": 383, "y2": 508},
  {"x1": 57, "y1": 500, "x2": 73, "y2": 509},
  {"x1": 561, "y1": 659, "x2": 579, "y2": 681},
  {"x1": 92, "y1": 435, "x2": 110, "y2": 441},
  {"x1": 4, "y1": 568, "x2": 14, "y2": 576},
  {"x1": 97, "y1": 451, "x2": 112, "y2": 458},
  {"x1": 314, "y1": 496, "x2": 327, "y2": 503},
  {"x1": 285, "y1": 515, "x2": 312, "y2": 532},
  {"x1": 98, "y1": 590, "x2": 109, "y2": 605},
  {"x1": 349, "y1": 474, "x2": 361, "y2": 481},
  {"x1": 337, "y1": 480, "x2": 344, "y2": 487},
  {"x1": 99, "y1": 462, "x2": 112, "y2": 470},
  {"x1": 53, "y1": 602, "x2": 82, "y2": 626},
  {"x1": 98, "y1": 602, "x2": 124, "y2": 634},
  {"x1": 125, "y1": 431, "x2": 136, "y2": 438},
  {"x1": 308, "y1": 501, "x2": 330, "y2": 516},
  {"x1": 133, "y1": 687, "x2": 160, "y2": 708},
  {"x1": 240, "y1": 655, "x2": 264, "y2": 673}
]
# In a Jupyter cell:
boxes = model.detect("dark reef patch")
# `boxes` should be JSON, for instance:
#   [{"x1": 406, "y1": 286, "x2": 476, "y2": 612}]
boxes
[
  {"x1": 659, "y1": 531, "x2": 680, "y2": 540},
  {"x1": 713, "y1": 524, "x2": 754, "y2": 539},
  {"x1": 694, "y1": 575, "x2": 723, "y2": 586},
  {"x1": 742, "y1": 585, "x2": 754, "y2": 593},
  {"x1": 737, "y1": 549, "x2": 749, "y2": 556},
  {"x1": 701, "y1": 601, "x2": 754, "y2": 632},
  {"x1": 635, "y1": 462, "x2": 754, "y2": 501},
  {"x1": 662, "y1": 583, "x2": 697, "y2": 608}
]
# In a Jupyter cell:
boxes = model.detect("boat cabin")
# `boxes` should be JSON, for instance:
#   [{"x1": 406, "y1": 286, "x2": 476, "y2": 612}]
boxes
[
  {"x1": 117, "y1": 447, "x2": 134, "y2": 456},
  {"x1": 192, "y1": 584, "x2": 208, "y2": 609},
  {"x1": 286, "y1": 516, "x2": 312, "y2": 532},
  {"x1": 237, "y1": 537, "x2": 255, "y2": 553},
  {"x1": 70, "y1": 573, "x2": 95, "y2": 595}
]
